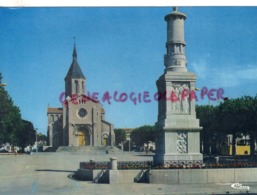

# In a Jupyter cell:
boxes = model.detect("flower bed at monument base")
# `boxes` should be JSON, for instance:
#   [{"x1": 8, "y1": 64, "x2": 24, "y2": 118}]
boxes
[
  {"x1": 79, "y1": 161, "x2": 152, "y2": 170},
  {"x1": 79, "y1": 161, "x2": 257, "y2": 170}
]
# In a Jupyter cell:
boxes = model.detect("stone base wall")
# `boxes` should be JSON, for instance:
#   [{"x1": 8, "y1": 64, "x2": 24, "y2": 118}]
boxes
[
  {"x1": 149, "y1": 168, "x2": 257, "y2": 184},
  {"x1": 76, "y1": 169, "x2": 146, "y2": 184},
  {"x1": 76, "y1": 168, "x2": 257, "y2": 184}
]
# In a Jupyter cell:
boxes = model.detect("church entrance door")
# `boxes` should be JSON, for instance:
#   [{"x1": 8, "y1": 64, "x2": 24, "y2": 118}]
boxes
[
  {"x1": 78, "y1": 128, "x2": 91, "y2": 146},
  {"x1": 102, "y1": 138, "x2": 107, "y2": 146},
  {"x1": 78, "y1": 131, "x2": 85, "y2": 146}
]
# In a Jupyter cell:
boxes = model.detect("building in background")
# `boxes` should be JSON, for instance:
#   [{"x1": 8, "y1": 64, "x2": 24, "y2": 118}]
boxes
[
  {"x1": 47, "y1": 44, "x2": 115, "y2": 149},
  {"x1": 220, "y1": 134, "x2": 252, "y2": 156}
]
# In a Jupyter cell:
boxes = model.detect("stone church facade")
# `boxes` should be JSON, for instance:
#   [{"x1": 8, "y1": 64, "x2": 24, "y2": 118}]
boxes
[{"x1": 47, "y1": 44, "x2": 115, "y2": 148}]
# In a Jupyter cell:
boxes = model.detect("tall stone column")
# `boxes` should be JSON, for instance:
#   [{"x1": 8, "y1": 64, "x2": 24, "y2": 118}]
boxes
[{"x1": 154, "y1": 7, "x2": 203, "y2": 166}]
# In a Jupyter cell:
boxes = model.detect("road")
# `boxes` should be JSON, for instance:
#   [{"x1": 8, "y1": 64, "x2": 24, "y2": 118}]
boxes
[{"x1": 0, "y1": 151, "x2": 256, "y2": 195}]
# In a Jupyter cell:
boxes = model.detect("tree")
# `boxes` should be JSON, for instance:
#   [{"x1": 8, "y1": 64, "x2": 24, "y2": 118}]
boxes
[
  {"x1": 0, "y1": 73, "x2": 24, "y2": 145},
  {"x1": 114, "y1": 128, "x2": 126, "y2": 145},
  {"x1": 0, "y1": 73, "x2": 39, "y2": 149},
  {"x1": 196, "y1": 105, "x2": 220, "y2": 155},
  {"x1": 218, "y1": 96, "x2": 257, "y2": 156},
  {"x1": 130, "y1": 125, "x2": 156, "y2": 147},
  {"x1": 37, "y1": 133, "x2": 47, "y2": 142},
  {"x1": 18, "y1": 120, "x2": 36, "y2": 148},
  {"x1": 197, "y1": 95, "x2": 257, "y2": 156}
]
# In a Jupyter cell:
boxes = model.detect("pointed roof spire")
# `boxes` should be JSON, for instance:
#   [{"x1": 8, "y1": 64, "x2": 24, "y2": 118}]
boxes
[
  {"x1": 73, "y1": 36, "x2": 77, "y2": 60},
  {"x1": 65, "y1": 37, "x2": 85, "y2": 80}
]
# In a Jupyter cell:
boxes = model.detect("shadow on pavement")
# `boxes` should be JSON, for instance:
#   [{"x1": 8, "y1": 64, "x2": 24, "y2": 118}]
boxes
[
  {"x1": 134, "y1": 153, "x2": 155, "y2": 157},
  {"x1": 35, "y1": 169, "x2": 75, "y2": 173}
]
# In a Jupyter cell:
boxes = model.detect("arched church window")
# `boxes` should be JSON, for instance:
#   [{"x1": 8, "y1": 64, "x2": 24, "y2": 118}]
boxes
[
  {"x1": 51, "y1": 115, "x2": 54, "y2": 122},
  {"x1": 82, "y1": 81, "x2": 84, "y2": 89},
  {"x1": 75, "y1": 80, "x2": 79, "y2": 94}
]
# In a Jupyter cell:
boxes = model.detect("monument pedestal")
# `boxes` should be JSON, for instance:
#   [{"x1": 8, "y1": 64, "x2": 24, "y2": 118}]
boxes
[
  {"x1": 153, "y1": 71, "x2": 203, "y2": 166},
  {"x1": 154, "y1": 130, "x2": 203, "y2": 165},
  {"x1": 154, "y1": 129, "x2": 203, "y2": 166}
]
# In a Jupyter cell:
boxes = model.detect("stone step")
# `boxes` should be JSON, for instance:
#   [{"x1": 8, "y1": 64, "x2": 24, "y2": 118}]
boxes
[{"x1": 56, "y1": 146, "x2": 121, "y2": 153}]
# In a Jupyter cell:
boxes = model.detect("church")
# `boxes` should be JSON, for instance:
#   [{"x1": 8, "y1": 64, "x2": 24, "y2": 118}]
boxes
[{"x1": 47, "y1": 44, "x2": 115, "y2": 148}]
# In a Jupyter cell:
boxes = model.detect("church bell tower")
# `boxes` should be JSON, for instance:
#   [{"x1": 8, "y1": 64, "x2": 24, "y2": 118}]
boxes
[{"x1": 64, "y1": 42, "x2": 86, "y2": 98}]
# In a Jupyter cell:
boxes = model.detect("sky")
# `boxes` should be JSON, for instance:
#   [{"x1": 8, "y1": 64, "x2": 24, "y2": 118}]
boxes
[{"x1": 1, "y1": 7, "x2": 257, "y2": 135}]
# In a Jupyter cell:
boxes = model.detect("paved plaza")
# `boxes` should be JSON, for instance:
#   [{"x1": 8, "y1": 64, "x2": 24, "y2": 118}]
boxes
[{"x1": 0, "y1": 151, "x2": 257, "y2": 195}]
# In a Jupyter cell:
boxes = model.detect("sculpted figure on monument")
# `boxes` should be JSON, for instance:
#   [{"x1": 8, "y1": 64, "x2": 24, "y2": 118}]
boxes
[
  {"x1": 171, "y1": 83, "x2": 190, "y2": 114},
  {"x1": 181, "y1": 84, "x2": 189, "y2": 113}
]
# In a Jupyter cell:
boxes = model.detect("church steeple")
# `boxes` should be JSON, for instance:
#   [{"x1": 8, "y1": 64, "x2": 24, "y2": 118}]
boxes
[
  {"x1": 73, "y1": 44, "x2": 77, "y2": 60},
  {"x1": 65, "y1": 39, "x2": 86, "y2": 97},
  {"x1": 72, "y1": 37, "x2": 78, "y2": 60}
]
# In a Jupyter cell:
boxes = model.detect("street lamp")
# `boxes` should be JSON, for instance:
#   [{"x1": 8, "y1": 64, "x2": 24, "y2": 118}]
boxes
[
  {"x1": 0, "y1": 83, "x2": 7, "y2": 87},
  {"x1": 35, "y1": 128, "x2": 38, "y2": 153},
  {"x1": 127, "y1": 138, "x2": 131, "y2": 152}
]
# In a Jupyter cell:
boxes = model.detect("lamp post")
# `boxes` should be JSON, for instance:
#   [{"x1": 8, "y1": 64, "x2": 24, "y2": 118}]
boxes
[
  {"x1": 0, "y1": 83, "x2": 7, "y2": 144},
  {"x1": 128, "y1": 138, "x2": 131, "y2": 152},
  {"x1": 35, "y1": 128, "x2": 38, "y2": 153},
  {"x1": 0, "y1": 83, "x2": 7, "y2": 87}
]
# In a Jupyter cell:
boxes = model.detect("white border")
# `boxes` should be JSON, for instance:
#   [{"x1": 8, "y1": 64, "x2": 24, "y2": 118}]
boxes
[{"x1": 0, "y1": 0, "x2": 256, "y2": 7}]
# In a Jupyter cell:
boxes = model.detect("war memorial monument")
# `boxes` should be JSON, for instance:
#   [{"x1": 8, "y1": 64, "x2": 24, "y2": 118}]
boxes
[{"x1": 154, "y1": 7, "x2": 203, "y2": 166}]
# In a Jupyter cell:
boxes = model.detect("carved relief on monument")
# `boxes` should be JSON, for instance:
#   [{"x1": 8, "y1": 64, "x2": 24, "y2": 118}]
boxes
[
  {"x1": 177, "y1": 132, "x2": 188, "y2": 153},
  {"x1": 170, "y1": 82, "x2": 190, "y2": 114}
]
